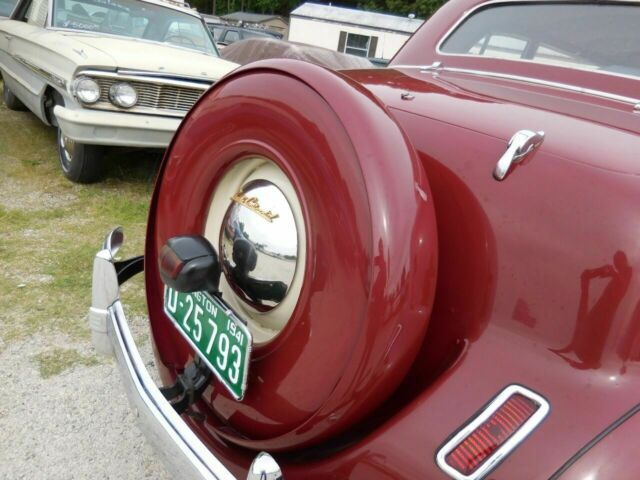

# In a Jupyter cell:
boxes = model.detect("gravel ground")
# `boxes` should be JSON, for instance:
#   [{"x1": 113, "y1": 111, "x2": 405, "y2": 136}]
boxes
[
  {"x1": 0, "y1": 326, "x2": 172, "y2": 480},
  {"x1": 0, "y1": 97, "x2": 172, "y2": 478},
  {"x1": 0, "y1": 321, "x2": 172, "y2": 480}
]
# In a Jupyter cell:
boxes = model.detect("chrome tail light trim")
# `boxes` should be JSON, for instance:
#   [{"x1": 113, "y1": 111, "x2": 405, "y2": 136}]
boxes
[{"x1": 436, "y1": 384, "x2": 550, "y2": 480}]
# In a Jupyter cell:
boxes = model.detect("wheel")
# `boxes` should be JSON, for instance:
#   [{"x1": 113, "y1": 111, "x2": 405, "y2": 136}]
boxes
[
  {"x1": 3, "y1": 83, "x2": 26, "y2": 111},
  {"x1": 56, "y1": 129, "x2": 105, "y2": 183},
  {"x1": 145, "y1": 60, "x2": 439, "y2": 451}
]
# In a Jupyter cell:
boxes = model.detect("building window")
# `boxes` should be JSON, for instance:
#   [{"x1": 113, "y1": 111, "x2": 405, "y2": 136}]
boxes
[{"x1": 338, "y1": 31, "x2": 378, "y2": 58}]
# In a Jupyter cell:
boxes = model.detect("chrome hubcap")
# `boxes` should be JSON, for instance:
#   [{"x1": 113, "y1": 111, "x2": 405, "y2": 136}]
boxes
[
  {"x1": 220, "y1": 180, "x2": 298, "y2": 312},
  {"x1": 204, "y1": 157, "x2": 306, "y2": 344},
  {"x1": 59, "y1": 133, "x2": 75, "y2": 167}
]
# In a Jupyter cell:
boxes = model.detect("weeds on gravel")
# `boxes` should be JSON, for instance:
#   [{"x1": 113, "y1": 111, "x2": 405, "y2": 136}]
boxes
[
  {"x1": 32, "y1": 347, "x2": 101, "y2": 378},
  {"x1": 0, "y1": 84, "x2": 162, "y2": 375}
]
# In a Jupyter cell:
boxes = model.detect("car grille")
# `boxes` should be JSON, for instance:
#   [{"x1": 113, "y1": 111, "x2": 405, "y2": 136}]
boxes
[{"x1": 96, "y1": 78, "x2": 207, "y2": 113}]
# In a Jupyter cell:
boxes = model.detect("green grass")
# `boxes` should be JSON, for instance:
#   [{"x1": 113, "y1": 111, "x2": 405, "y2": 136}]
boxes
[
  {"x1": 0, "y1": 84, "x2": 161, "y2": 373},
  {"x1": 32, "y1": 347, "x2": 101, "y2": 378}
]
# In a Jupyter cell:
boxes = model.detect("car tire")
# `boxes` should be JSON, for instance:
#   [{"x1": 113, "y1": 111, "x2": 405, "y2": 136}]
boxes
[
  {"x1": 146, "y1": 60, "x2": 439, "y2": 451},
  {"x1": 56, "y1": 128, "x2": 105, "y2": 183},
  {"x1": 3, "y1": 84, "x2": 26, "y2": 111}
]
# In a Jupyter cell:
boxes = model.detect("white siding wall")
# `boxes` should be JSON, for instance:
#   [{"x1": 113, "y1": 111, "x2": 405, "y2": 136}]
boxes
[{"x1": 288, "y1": 17, "x2": 411, "y2": 60}]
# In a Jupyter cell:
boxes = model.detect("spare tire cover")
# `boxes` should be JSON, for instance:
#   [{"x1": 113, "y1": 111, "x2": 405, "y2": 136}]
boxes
[{"x1": 145, "y1": 60, "x2": 438, "y2": 451}]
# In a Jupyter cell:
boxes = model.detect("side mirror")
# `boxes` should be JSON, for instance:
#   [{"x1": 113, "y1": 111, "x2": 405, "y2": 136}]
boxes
[{"x1": 158, "y1": 235, "x2": 221, "y2": 294}]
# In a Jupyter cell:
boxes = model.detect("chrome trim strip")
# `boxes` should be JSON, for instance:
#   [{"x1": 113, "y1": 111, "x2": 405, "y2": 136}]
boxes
[
  {"x1": 79, "y1": 69, "x2": 211, "y2": 90},
  {"x1": 442, "y1": 67, "x2": 640, "y2": 106},
  {"x1": 392, "y1": 64, "x2": 640, "y2": 107},
  {"x1": 13, "y1": 54, "x2": 66, "y2": 88},
  {"x1": 81, "y1": 102, "x2": 188, "y2": 118},
  {"x1": 118, "y1": 69, "x2": 215, "y2": 83},
  {"x1": 436, "y1": 384, "x2": 550, "y2": 480},
  {"x1": 47, "y1": 0, "x2": 53, "y2": 28},
  {"x1": 433, "y1": 0, "x2": 640, "y2": 84}
]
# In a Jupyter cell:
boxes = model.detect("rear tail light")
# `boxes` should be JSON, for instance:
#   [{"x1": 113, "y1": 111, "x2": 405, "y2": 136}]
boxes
[{"x1": 436, "y1": 385, "x2": 549, "y2": 480}]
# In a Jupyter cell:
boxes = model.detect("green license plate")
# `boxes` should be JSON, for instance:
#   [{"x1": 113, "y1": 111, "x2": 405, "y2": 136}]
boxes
[{"x1": 163, "y1": 286, "x2": 252, "y2": 400}]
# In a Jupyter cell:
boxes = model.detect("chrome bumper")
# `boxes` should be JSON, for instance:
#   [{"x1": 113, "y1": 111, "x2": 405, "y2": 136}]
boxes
[
  {"x1": 54, "y1": 105, "x2": 181, "y2": 148},
  {"x1": 89, "y1": 229, "x2": 282, "y2": 480}
]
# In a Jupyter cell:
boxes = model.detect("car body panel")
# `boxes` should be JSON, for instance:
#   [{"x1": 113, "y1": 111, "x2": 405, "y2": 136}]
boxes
[
  {"x1": 164, "y1": 67, "x2": 640, "y2": 477},
  {"x1": 0, "y1": 21, "x2": 61, "y2": 119},
  {"x1": 139, "y1": 58, "x2": 640, "y2": 478},
  {"x1": 60, "y1": 32, "x2": 237, "y2": 79},
  {"x1": 152, "y1": 1, "x2": 640, "y2": 477},
  {"x1": 89, "y1": 0, "x2": 640, "y2": 477},
  {"x1": 556, "y1": 408, "x2": 640, "y2": 479}
]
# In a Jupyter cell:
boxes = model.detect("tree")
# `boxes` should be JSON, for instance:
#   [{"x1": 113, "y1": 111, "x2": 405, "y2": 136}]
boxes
[
  {"x1": 359, "y1": 0, "x2": 447, "y2": 18},
  {"x1": 197, "y1": 0, "x2": 448, "y2": 20}
]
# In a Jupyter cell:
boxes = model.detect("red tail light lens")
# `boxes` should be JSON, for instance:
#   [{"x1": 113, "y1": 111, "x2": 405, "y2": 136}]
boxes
[
  {"x1": 437, "y1": 385, "x2": 550, "y2": 480},
  {"x1": 445, "y1": 394, "x2": 537, "y2": 474}
]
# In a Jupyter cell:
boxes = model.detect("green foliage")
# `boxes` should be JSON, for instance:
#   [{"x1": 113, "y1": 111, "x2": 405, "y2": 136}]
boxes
[
  {"x1": 201, "y1": 0, "x2": 447, "y2": 20},
  {"x1": 360, "y1": 0, "x2": 446, "y2": 18}
]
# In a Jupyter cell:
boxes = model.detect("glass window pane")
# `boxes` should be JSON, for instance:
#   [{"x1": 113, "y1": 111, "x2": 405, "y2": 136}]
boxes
[
  {"x1": 440, "y1": 3, "x2": 640, "y2": 76},
  {"x1": 224, "y1": 30, "x2": 240, "y2": 43},
  {"x1": 345, "y1": 46, "x2": 367, "y2": 57},
  {"x1": 0, "y1": 0, "x2": 18, "y2": 17},
  {"x1": 482, "y1": 34, "x2": 527, "y2": 59},
  {"x1": 347, "y1": 33, "x2": 369, "y2": 50},
  {"x1": 52, "y1": 0, "x2": 216, "y2": 54}
]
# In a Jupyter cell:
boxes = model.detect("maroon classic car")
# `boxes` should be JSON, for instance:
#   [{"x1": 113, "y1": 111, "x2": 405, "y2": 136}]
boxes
[{"x1": 90, "y1": 1, "x2": 640, "y2": 479}]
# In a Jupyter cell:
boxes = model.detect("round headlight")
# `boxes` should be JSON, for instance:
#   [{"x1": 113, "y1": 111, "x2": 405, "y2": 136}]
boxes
[
  {"x1": 109, "y1": 82, "x2": 137, "y2": 108},
  {"x1": 73, "y1": 77, "x2": 100, "y2": 104}
]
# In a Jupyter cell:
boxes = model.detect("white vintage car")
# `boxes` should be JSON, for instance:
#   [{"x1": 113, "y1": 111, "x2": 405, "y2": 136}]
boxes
[{"x1": 0, "y1": 0, "x2": 237, "y2": 182}]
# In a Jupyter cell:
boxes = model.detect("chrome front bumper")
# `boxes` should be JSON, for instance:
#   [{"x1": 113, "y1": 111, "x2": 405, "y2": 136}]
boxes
[
  {"x1": 89, "y1": 229, "x2": 282, "y2": 480},
  {"x1": 54, "y1": 105, "x2": 181, "y2": 148}
]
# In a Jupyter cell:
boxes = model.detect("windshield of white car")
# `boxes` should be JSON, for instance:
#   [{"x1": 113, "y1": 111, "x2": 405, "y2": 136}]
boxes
[
  {"x1": 0, "y1": 0, "x2": 18, "y2": 16},
  {"x1": 440, "y1": 3, "x2": 640, "y2": 78},
  {"x1": 52, "y1": 0, "x2": 217, "y2": 55}
]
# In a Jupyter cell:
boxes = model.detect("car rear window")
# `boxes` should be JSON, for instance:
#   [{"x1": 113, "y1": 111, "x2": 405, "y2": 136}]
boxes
[
  {"x1": 243, "y1": 30, "x2": 272, "y2": 39},
  {"x1": 440, "y1": 3, "x2": 640, "y2": 78}
]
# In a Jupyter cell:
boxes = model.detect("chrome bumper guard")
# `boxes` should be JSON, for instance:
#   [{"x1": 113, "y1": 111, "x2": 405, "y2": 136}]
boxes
[{"x1": 89, "y1": 228, "x2": 282, "y2": 480}]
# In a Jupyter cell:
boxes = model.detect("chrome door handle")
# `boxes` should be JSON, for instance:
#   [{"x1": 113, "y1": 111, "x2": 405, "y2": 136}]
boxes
[{"x1": 493, "y1": 130, "x2": 545, "y2": 180}]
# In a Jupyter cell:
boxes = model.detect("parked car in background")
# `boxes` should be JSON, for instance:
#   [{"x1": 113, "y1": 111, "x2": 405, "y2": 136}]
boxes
[
  {"x1": 0, "y1": 0, "x2": 237, "y2": 183},
  {"x1": 0, "y1": 0, "x2": 17, "y2": 17},
  {"x1": 205, "y1": 20, "x2": 282, "y2": 49},
  {"x1": 91, "y1": 0, "x2": 640, "y2": 479},
  {"x1": 221, "y1": 37, "x2": 374, "y2": 69}
]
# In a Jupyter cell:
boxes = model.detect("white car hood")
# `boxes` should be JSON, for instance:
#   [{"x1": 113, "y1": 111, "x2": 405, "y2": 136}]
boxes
[{"x1": 62, "y1": 33, "x2": 237, "y2": 81}]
